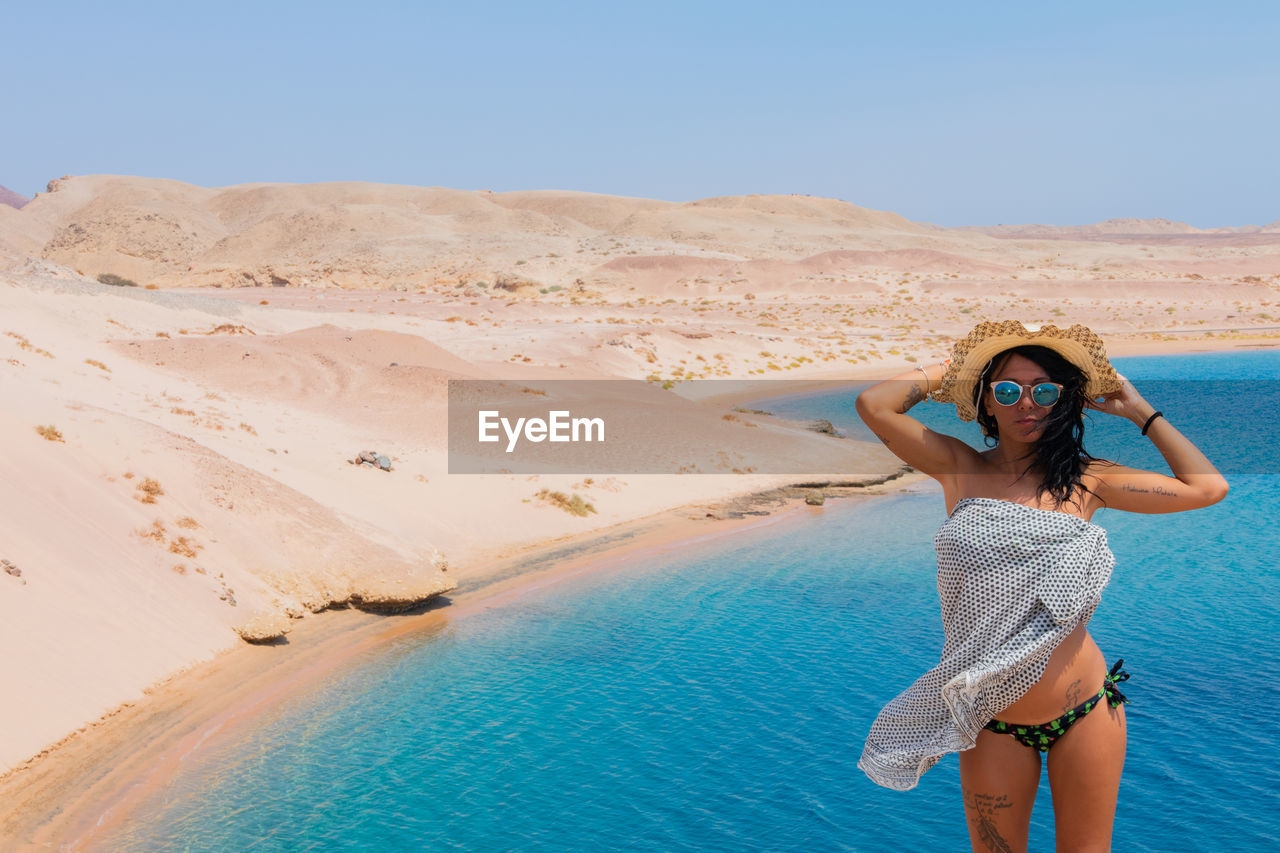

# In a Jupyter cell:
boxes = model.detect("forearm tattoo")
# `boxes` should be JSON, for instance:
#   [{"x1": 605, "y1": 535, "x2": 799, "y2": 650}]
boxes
[
  {"x1": 899, "y1": 382, "x2": 926, "y2": 413},
  {"x1": 964, "y1": 789, "x2": 1016, "y2": 853}
]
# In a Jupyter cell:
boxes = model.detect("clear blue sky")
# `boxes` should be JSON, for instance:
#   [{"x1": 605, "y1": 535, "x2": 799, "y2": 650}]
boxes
[{"x1": 5, "y1": 1, "x2": 1278, "y2": 226}]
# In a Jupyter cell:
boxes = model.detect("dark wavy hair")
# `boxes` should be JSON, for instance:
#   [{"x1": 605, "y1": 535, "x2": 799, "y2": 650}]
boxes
[{"x1": 973, "y1": 344, "x2": 1099, "y2": 505}]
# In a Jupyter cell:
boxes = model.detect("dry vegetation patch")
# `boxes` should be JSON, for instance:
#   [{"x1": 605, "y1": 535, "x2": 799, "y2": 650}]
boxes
[
  {"x1": 97, "y1": 273, "x2": 138, "y2": 287},
  {"x1": 138, "y1": 520, "x2": 167, "y2": 543},
  {"x1": 135, "y1": 477, "x2": 164, "y2": 503},
  {"x1": 535, "y1": 489, "x2": 597, "y2": 516},
  {"x1": 168, "y1": 537, "x2": 201, "y2": 558},
  {"x1": 6, "y1": 332, "x2": 54, "y2": 358}
]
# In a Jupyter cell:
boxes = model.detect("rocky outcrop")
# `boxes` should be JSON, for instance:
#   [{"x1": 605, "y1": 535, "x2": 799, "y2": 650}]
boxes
[{"x1": 234, "y1": 611, "x2": 292, "y2": 643}]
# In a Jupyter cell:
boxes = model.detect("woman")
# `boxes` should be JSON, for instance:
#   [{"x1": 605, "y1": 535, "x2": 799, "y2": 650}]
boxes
[{"x1": 854, "y1": 321, "x2": 1227, "y2": 852}]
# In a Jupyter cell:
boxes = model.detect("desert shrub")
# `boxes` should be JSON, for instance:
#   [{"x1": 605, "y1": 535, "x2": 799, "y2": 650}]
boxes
[
  {"x1": 536, "y1": 489, "x2": 597, "y2": 517},
  {"x1": 140, "y1": 520, "x2": 167, "y2": 542},
  {"x1": 97, "y1": 273, "x2": 139, "y2": 288},
  {"x1": 168, "y1": 537, "x2": 201, "y2": 558},
  {"x1": 136, "y1": 478, "x2": 164, "y2": 503}
]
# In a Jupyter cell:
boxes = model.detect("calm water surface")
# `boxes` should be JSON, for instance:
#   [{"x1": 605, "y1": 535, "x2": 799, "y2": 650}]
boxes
[{"x1": 109, "y1": 352, "x2": 1280, "y2": 851}]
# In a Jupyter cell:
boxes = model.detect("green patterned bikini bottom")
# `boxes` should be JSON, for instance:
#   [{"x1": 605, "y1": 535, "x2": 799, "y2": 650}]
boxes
[{"x1": 983, "y1": 659, "x2": 1130, "y2": 752}]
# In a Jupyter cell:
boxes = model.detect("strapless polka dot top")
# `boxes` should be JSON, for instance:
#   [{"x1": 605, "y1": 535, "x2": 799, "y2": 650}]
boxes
[{"x1": 858, "y1": 498, "x2": 1116, "y2": 791}]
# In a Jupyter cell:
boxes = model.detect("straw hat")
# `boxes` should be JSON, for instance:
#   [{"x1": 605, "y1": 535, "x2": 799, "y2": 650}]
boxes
[{"x1": 934, "y1": 321, "x2": 1122, "y2": 422}]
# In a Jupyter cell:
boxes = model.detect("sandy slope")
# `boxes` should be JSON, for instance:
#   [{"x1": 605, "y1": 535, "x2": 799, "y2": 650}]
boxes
[
  {"x1": 1, "y1": 175, "x2": 1277, "y2": 786},
  {"x1": 0, "y1": 266, "x2": 897, "y2": 776}
]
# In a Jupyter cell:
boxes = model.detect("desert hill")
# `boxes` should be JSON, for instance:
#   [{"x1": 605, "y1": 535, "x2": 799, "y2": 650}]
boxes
[
  {"x1": 7, "y1": 175, "x2": 1006, "y2": 291},
  {"x1": 1, "y1": 174, "x2": 1274, "y2": 304}
]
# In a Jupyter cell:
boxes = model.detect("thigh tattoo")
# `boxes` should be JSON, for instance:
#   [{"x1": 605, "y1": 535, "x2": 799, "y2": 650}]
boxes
[{"x1": 964, "y1": 789, "x2": 1017, "y2": 853}]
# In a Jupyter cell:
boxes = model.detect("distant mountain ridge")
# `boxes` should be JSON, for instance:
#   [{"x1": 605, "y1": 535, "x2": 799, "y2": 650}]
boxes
[
  {"x1": 0, "y1": 184, "x2": 29, "y2": 210},
  {"x1": 958, "y1": 217, "x2": 1280, "y2": 237},
  {"x1": 3, "y1": 174, "x2": 1277, "y2": 286},
  {"x1": 4, "y1": 174, "x2": 942, "y2": 289}
]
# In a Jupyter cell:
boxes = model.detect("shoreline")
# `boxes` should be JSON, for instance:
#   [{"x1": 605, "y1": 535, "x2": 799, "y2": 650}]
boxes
[
  {"x1": 691, "y1": 332, "x2": 1280, "y2": 409},
  {"x1": 0, "y1": 468, "x2": 927, "y2": 849},
  {"x1": 0, "y1": 337, "x2": 1267, "y2": 847}
]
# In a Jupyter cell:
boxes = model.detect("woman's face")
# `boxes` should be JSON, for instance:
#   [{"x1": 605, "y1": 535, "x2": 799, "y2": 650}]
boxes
[{"x1": 982, "y1": 352, "x2": 1056, "y2": 444}]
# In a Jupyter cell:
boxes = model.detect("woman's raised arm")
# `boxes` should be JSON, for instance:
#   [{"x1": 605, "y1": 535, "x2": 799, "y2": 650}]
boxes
[
  {"x1": 856, "y1": 361, "x2": 971, "y2": 480},
  {"x1": 1087, "y1": 378, "x2": 1229, "y2": 513}
]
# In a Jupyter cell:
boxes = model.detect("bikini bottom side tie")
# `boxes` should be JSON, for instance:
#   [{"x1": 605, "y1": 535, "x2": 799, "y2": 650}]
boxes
[{"x1": 982, "y1": 659, "x2": 1130, "y2": 753}]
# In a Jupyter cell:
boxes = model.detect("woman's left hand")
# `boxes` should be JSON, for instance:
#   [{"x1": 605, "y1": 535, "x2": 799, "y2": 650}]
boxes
[
  {"x1": 1084, "y1": 374, "x2": 1155, "y2": 426},
  {"x1": 1085, "y1": 372, "x2": 1229, "y2": 512}
]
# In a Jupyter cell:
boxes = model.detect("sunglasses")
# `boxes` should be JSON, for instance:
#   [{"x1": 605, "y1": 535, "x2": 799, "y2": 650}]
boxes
[{"x1": 989, "y1": 380, "x2": 1063, "y2": 407}]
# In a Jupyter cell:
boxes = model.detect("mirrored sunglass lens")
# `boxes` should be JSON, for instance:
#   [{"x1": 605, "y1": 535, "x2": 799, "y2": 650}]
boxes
[
  {"x1": 992, "y1": 382, "x2": 1022, "y2": 405},
  {"x1": 1031, "y1": 384, "x2": 1060, "y2": 406}
]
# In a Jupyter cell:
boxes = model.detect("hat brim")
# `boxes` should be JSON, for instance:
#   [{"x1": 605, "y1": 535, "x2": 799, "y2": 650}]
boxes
[{"x1": 935, "y1": 322, "x2": 1122, "y2": 422}]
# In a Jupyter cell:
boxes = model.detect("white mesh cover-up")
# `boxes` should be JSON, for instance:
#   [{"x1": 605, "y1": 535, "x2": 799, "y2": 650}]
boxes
[{"x1": 858, "y1": 497, "x2": 1115, "y2": 791}]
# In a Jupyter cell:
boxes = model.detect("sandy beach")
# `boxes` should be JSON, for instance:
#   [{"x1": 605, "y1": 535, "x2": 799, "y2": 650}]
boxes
[{"x1": 1, "y1": 175, "x2": 1277, "y2": 847}]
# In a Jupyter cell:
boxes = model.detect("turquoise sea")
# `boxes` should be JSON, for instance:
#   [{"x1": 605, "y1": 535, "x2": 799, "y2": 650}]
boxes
[{"x1": 108, "y1": 351, "x2": 1279, "y2": 851}]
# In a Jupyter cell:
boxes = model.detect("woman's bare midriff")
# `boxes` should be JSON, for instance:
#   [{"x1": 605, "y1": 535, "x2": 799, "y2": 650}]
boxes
[{"x1": 995, "y1": 622, "x2": 1108, "y2": 724}]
